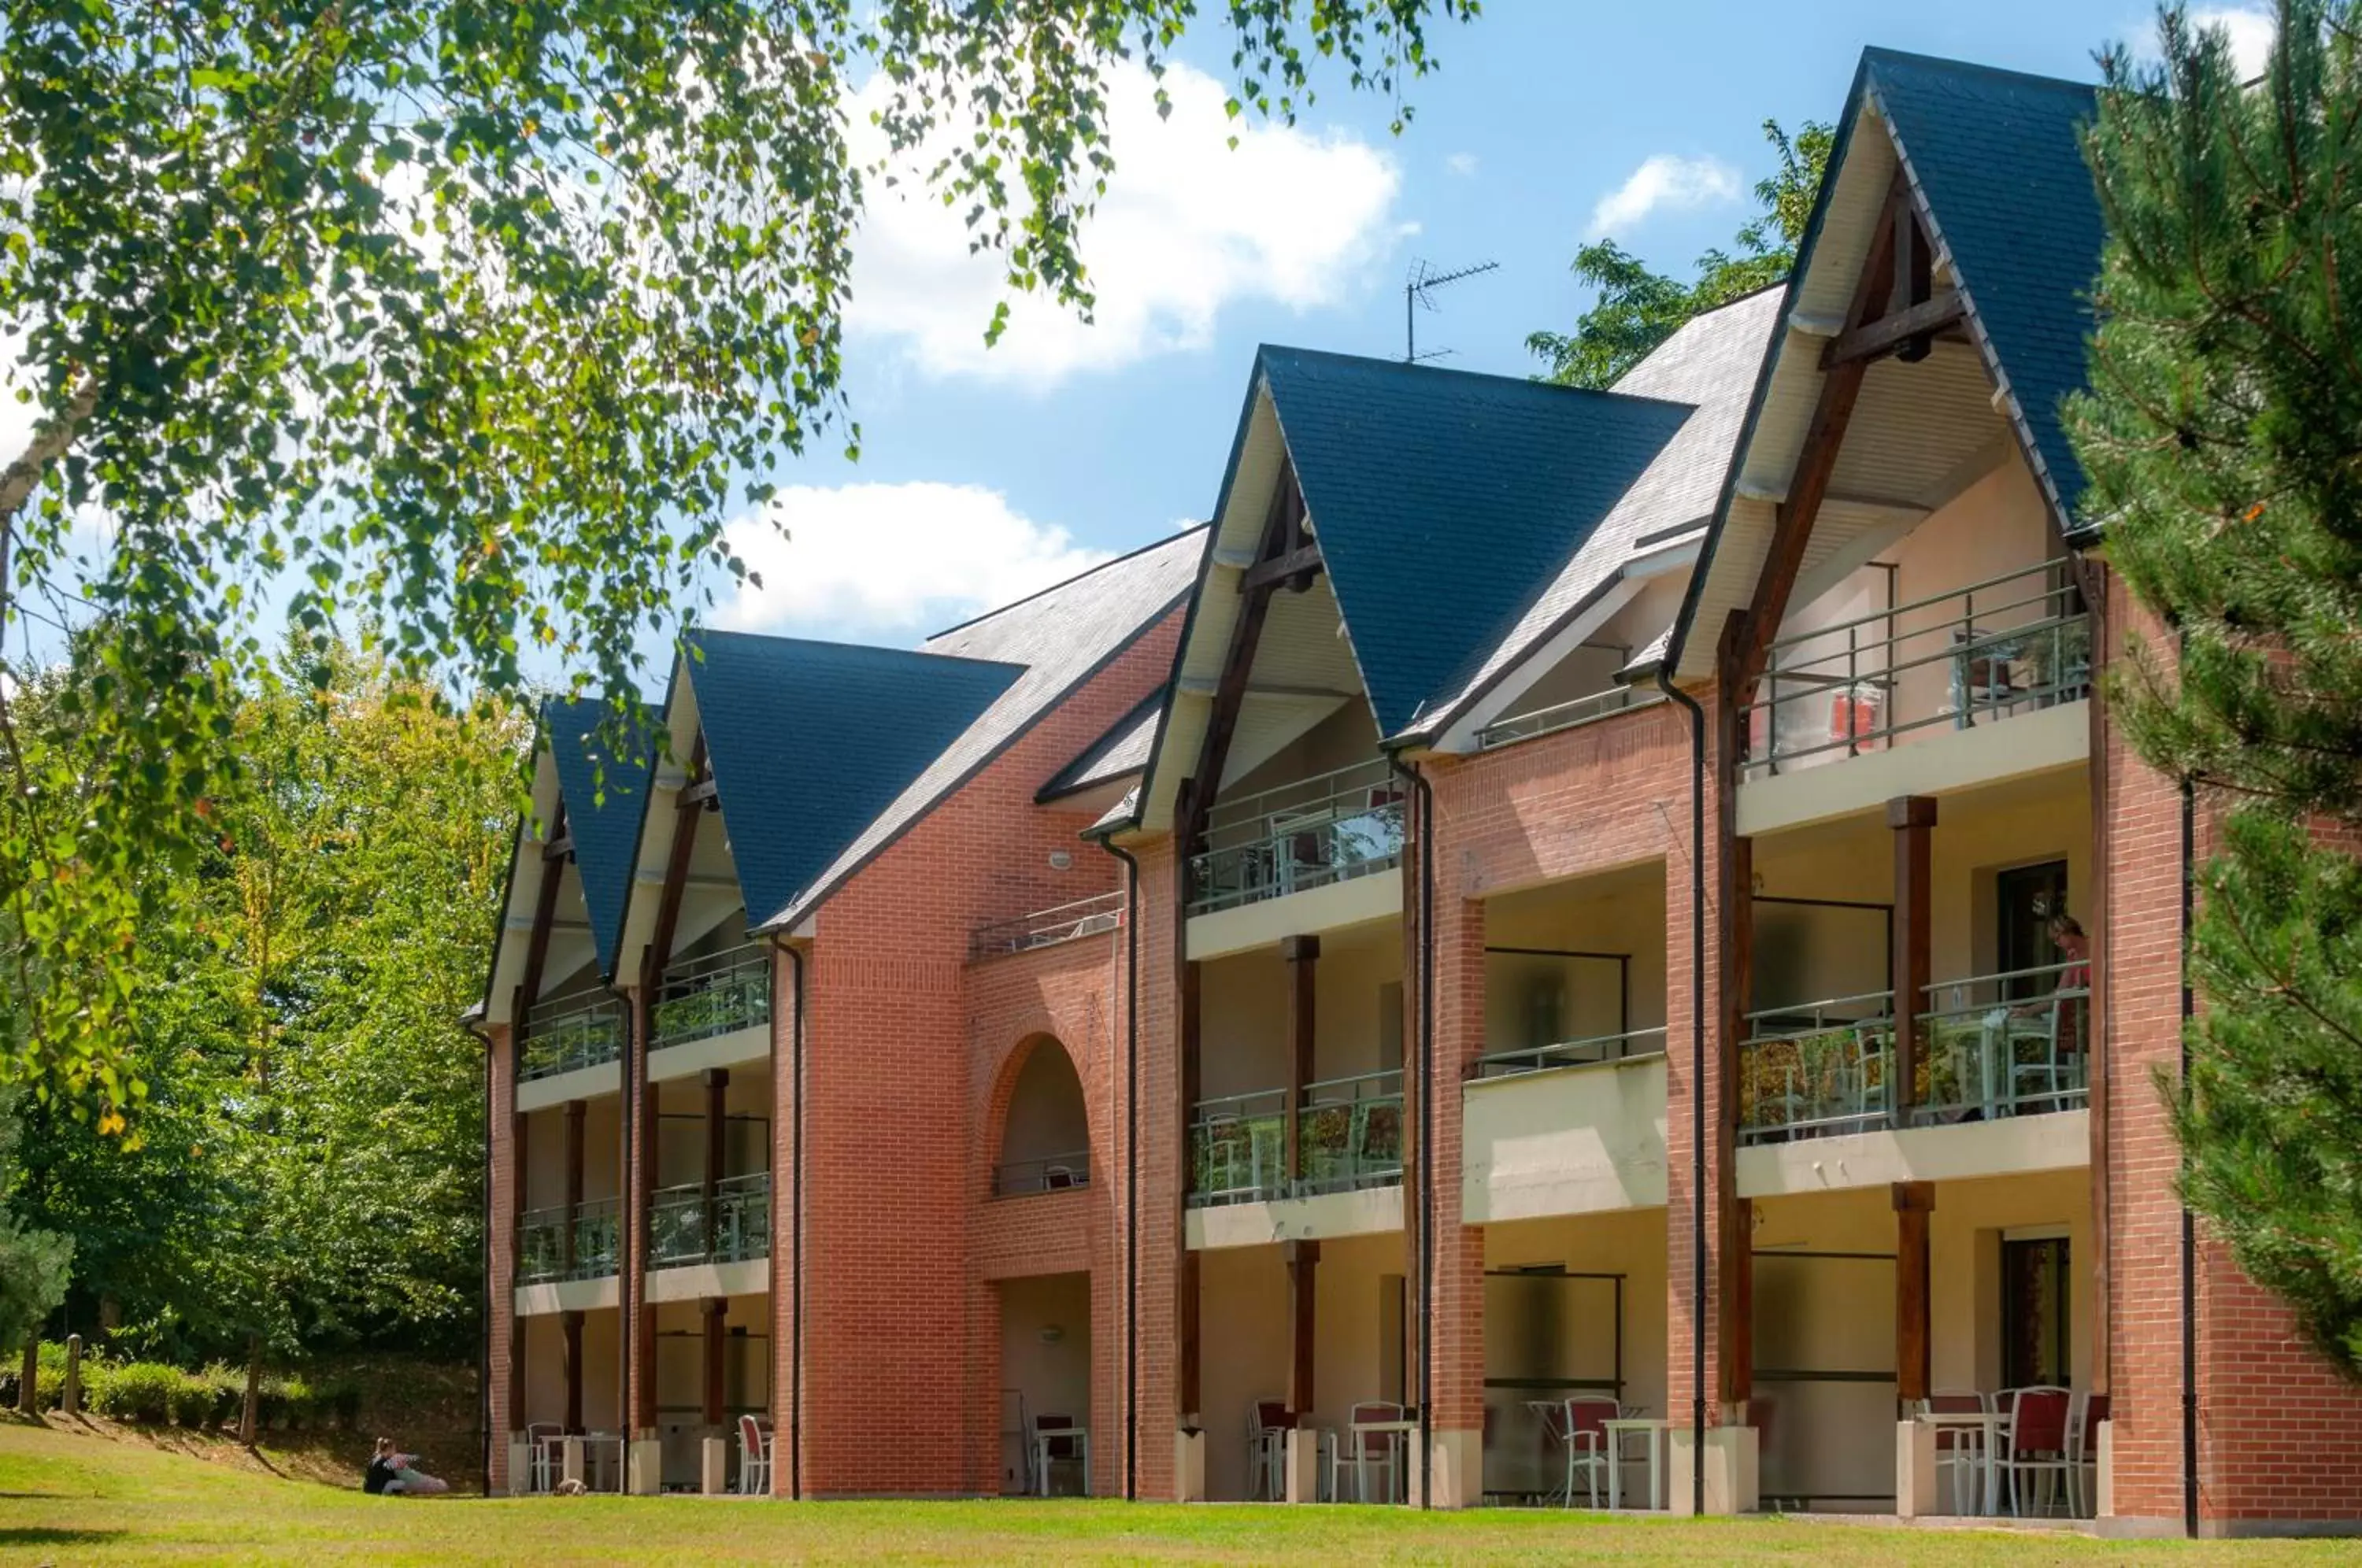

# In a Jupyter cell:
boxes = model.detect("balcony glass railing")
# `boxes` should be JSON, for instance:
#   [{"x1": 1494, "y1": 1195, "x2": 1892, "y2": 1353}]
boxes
[
  {"x1": 516, "y1": 1196, "x2": 622, "y2": 1285},
  {"x1": 650, "y1": 1173, "x2": 771, "y2": 1268},
  {"x1": 652, "y1": 943, "x2": 771, "y2": 1049},
  {"x1": 520, "y1": 995, "x2": 626, "y2": 1081},
  {"x1": 1744, "y1": 560, "x2": 2091, "y2": 781},
  {"x1": 1475, "y1": 688, "x2": 1664, "y2": 752},
  {"x1": 1913, "y1": 963, "x2": 2090, "y2": 1123},
  {"x1": 1186, "y1": 1069, "x2": 1405, "y2": 1206},
  {"x1": 1472, "y1": 1025, "x2": 1669, "y2": 1080},
  {"x1": 992, "y1": 1149, "x2": 1090, "y2": 1196},
  {"x1": 1736, "y1": 993, "x2": 1895, "y2": 1145},
  {"x1": 969, "y1": 892, "x2": 1124, "y2": 961},
  {"x1": 1186, "y1": 760, "x2": 1405, "y2": 917}
]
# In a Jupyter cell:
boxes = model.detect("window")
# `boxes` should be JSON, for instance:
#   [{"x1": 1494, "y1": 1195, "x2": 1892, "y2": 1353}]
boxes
[
  {"x1": 2001, "y1": 1237, "x2": 2070, "y2": 1389},
  {"x1": 1996, "y1": 860, "x2": 2069, "y2": 1000}
]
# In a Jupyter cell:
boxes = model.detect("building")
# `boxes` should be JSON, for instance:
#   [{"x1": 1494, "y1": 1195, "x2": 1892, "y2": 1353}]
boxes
[{"x1": 477, "y1": 45, "x2": 2362, "y2": 1536}]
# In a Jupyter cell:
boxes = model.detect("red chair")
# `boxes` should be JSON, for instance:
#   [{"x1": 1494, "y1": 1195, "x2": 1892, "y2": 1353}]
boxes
[
  {"x1": 736, "y1": 1413, "x2": 772, "y2": 1495},
  {"x1": 1999, "y1": 1387, "x2": 2073, "y2": 1515},
  {"x1": 1246, "y1": 1400, "x2": 1291, "y2": 1501},
  {"x1": 1562, "y1": 1395, "x2": 1618, "y2": 1509}
]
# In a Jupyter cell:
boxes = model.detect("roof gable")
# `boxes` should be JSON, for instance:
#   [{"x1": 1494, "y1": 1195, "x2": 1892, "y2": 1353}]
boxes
[
  {"x1": 1038, "y1": 686, "x2": 1164, "y2": 803},
  {"x1": 544, "y1": 697, "x2": 659, "y2": 976},
  {"x1": 1864, "y1": 47, "x2": 2102, "y2": 522},
  {"x1": 685, "y1": 631, "x2": 1026, "y2": 927},
  {"x1": 1257, "y1": 346, "x2": 1695, "y2": 735}
]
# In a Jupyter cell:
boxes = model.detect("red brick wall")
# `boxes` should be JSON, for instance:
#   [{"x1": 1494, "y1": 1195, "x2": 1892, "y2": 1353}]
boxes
[
  {"x1": 768, "y1": 945, "x2": 803, "y2": 1496},
  {"x1": 1129, "y1": 838, "x2": 1183, "y2": 1500},
  {"x1": 2098, "y1": 571, "x2": 2362, "y2": 1529},
  {"x1": 486, "y1": 1024, "x2": 518, "y2": 1491}
]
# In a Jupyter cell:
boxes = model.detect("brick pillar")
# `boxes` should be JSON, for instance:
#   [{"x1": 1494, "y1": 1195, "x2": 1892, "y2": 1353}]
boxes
[
  {"x1": 1129, "y1": 841, "x2": 1185, "y2": 1500},
  {"x1": 486, "y1": 1023, "x2": 520, "y2": 1493},
  {"x1": 1424, "y1": 839, "x2": 1488, "y2": 1505}
]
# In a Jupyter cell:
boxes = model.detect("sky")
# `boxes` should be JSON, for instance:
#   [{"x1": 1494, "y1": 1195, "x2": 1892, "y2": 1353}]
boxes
[{"x1": 705, "y1": 1, "x2": 2275, "y2": 658}]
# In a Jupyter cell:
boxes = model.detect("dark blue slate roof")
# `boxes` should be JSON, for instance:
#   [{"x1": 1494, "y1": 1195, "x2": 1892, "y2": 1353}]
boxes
[
  {"x1": 1864, "y1": 47, "x2": 2103, "y2": 522},
  {"x1": 683, "y1": 631, "x2": 1026, "y2": 926},
  {"x1": 1249, "y1": 346, "x2": 1694, "y2": 736},
  {"x1": 544, "y1": 697, "x2": 658, "y2": 976}
]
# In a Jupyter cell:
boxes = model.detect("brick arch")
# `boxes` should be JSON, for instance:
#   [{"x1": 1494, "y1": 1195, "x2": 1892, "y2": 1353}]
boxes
[{"x1": 981, "y1": 1025, "x2": 1107, "y2": 1189}]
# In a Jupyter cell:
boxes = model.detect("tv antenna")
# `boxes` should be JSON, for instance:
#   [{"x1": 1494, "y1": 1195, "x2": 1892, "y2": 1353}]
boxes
[{"x1": 1403, "y1": 257, "x2": 1499, "y2": 364}]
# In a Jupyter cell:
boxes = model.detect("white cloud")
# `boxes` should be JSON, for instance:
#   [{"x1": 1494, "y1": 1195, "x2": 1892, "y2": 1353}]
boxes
[
  {"x1": 713, "y1": 481, "x2": 1109, "y2": 641},
  {"x1": 2191, "y1": 7, "x2": 2276, "y2": 78},
  {"x1": 846, "y1": 61, "x2": 1405, "y2": 385},
  {"x1": 1445, "y1": 151, "x2": 1479, "y2": 178},
  {"x1": 1585, "y1": 153, "x2": 1742, "y2": 240}
]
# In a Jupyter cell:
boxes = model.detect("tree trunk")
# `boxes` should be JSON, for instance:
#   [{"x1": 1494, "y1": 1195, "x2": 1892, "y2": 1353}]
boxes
[
  {"x1": 239, "y1": 1335, "x2": 263, "y2": 1446},
  {"x1": 17, "y1": 1337, "x2": 35, "y2": 1415}
]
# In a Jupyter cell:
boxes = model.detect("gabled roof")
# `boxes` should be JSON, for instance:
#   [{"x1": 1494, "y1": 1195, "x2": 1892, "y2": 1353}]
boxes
[
  {"x1": 1405, "y1": 287, "x2": 1783, "y2": 740},
  {"x1": 686, "y1": 631, "x2": 1027, "y2": 930},
  {"x1": 757, "y1": 527, "x2": 1201, "y2": 931},
  {"x1": 1256, "y1": 346, "x2": 1696, "y2": 737},
  {"x1": 544, "y1": 697, "x2": 659, "y2": 975},
  {"x1": 1037, "y1": 686, "x2": 1164, "y2": 803},
  {"x1": 1863, "y1": 47, "x2": 2102, "y2": 525}
]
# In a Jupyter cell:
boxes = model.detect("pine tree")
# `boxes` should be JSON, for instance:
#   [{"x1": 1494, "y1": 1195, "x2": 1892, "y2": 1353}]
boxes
[{"x1": 2070, "y1": 0, "x2": 2362, "y2": 1377}]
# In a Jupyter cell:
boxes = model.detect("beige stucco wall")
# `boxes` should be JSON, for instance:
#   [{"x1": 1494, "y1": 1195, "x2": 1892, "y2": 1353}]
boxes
[
  {"x1": 1197, "y1": 920, "x2": 1404, "y2": 1100},
  {"x1": 999, "y1": 1272, "x2": 1094, "y2": 1494}
]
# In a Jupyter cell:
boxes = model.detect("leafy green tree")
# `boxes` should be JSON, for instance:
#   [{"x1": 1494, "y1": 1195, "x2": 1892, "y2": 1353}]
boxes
[
  {"x1": 1529, "y1": 118, "x2": 1831, "y2": 388},
  {"x1": 2069, "y1": 0, "x2": 2362, "y2": 1376},
  {"x1": 0, "y1": 1086, "x2": 73, "y2": 1401},
  {"x1": 0, "y1": 0, "x2": 1474, "y2": 1123}
]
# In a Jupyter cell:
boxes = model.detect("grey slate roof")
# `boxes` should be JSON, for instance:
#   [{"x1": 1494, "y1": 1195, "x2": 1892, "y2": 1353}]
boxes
[
  {"x1": 544, "y1": 697, "x2": 661, "y2": 976},
  {"x1": 1864, "y1": 47, "x2": 2103, "y2": 525},
  {"x1": 1404, "y1": 287, "x2": 1783, "y2": 738},
  {"x1": 685, "y1": 631, "x2": 1027, "y2": 931},
  {"x1": 757, "y1": 527, "x2": 1202, "y2": 930},
  {"x1": 1038, "y1": 686, "x2": 1164, "y2": 802},
  {"x1": 1253, "y1": 346, "x2": 1696, "y2": 738}
]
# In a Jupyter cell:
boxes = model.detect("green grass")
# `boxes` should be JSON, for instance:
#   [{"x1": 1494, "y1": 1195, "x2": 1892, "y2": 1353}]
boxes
[{"x1": 0, "y1": 1418, "x2": 2348, "y2": 1566}]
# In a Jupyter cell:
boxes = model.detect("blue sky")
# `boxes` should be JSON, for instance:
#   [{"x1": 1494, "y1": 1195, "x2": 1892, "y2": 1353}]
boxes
[{"x1": 705, "y1": 1, "x2": 2272, "y2": 656}]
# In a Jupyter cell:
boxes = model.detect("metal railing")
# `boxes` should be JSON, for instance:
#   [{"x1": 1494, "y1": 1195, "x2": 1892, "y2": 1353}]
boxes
[
  {"x1": 992, "y1": 1149, "x2": 1091, "y2": 1196},
  {"x1": 516, "y1": 1196, "x2": 622, "y2": 1284},
  {"x1": 969, "y1": 891, "x2": 1124, "y2": 961},
  {"x1": 1472, "y1": 1025, "x2": 1669, "y2": 1080},
  {"x1": 650, "y1": 1172, "x2": 771, "y2": 1268},
  {"x1": 1912, "y1": 962, "x2": 2090, "y2": 1123},
  {"x1": 1744, "y1": 560, "x2": 2091, "y2": 780},
  {"x1": 1185, "y1": 1069, "x2": 1405, "y2": 1205},
  {"x1": 1736, "y1": 992, "x2": 1896, "y2": 1145},
  {"x1": 1475, "y1": 687, "x2": 1663, "y2": 751},
  {"x1": 1186, "y1": 759, "x2": 1405, "y2": 917},
  {"x1": 651, "y1": 943, "x2": 771, "y2": 1049},
  {"x1": 520, "y1": 994, "x2": 626, "y2": 1081}
]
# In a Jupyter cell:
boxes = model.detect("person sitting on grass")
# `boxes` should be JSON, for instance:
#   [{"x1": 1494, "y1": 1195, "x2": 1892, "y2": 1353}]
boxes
[{"x1": 365, "y1": 1436, "x2": 450, "y2": 1496}]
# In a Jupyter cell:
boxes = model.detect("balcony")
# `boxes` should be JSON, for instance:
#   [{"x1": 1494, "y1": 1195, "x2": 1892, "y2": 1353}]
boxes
[
  {"x1": 1187, "y1": 1068, "x2": 1404, "y2": 1207},
  {"x1": 1471, "y1": 1024, "x2": 1668, "y2": 1080},
  {"x1": 516, "y1": 1197, "x2": 622, "y2": 1285},
  {"x1": 992, "y1": 1149, "x2": 1090, "y2": 1196},
  {"x1": 1744, "y1": 560, "x2": 2090, "y2": 782},
  {"x1": 520, "y1": 994, "x2": 626, "y2": 1082},
  {"x1": 651, "y1": 943, "x2": 770, "y2": 1050},
  {"x1": 969, "y1": 891, "x2": 1124, "y2": 962},
  {"x1": 1186, "y1": 760, "x2": 1405, "y2": 918},
  {"x1": 1475, "y1": 687, "x2": 1663, "y2": 752},
  {"x1": 650, "y1": 1173, "x2": 771, "y2": 1269},
  {"x1": 1738, "y1": 963, "x2": 2090, "y2": 1146}
]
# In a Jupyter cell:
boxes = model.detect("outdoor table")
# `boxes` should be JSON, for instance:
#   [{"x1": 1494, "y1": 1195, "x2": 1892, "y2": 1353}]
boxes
[
  {"x1": 1602, "y1": 1417, "x2": 1668, "y2": 1511},
  {"x1": 1917, "y1": 1409, "x2": 2006, "y2": 1514},
  {"x1": 1031, "y1": 1426, "x2": 1090, "y2": 1497},
  {"x1": 1347, "y1": 1418, "x2": 1420, "y2": 1504}
]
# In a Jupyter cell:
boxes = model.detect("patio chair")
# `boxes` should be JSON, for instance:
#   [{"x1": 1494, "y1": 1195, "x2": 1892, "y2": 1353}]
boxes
[
  {"x1": 2068, "y1": 1392, "x2": 2108, "y2": 1518},
  {"x1": 1998, "y1": 1386, "x2": 2074, "y2": 1516},
  {"x1": 1916, "y1": 1390, "x2": 1990, "y2": 1514},
  {"x1": 1246, "y1": 1400, "x2": 1291, "y2": 1502},
  {"x1": 1327, "y1": 1401, "x2": 1403, "y2": 1504},
  {"x1": 524, "y1": 1422, "x2": 563, "y2": 1494},
  {"x1": 1034, "y1": 1414, "x2": 1087, "y2": 1498},
  {"x1": 1561, "y1": 1395, "x2": 1618, "y2": 1509},
  {"x1": 736, "y1": 1414, "x2": 772, "y2": 1496}
]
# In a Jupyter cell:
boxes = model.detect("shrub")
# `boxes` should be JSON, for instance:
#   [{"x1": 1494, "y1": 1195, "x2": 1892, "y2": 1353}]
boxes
[
  {"x1": 196, "y1": 1365, "x2": 242, "y2": 1429},
  {"x1": 274, "y1": 1374, "x2": 315, "y2": 1431},
  {"x1": 319, "y1": 1378, "x2": 365, "y2": 1430},
  {"x1": 92, "y1": 1361, "x2": 187, "y2": 1426},
  {"x1": 169, "y1": 1372, "x2": 214, "y2": 1428}
]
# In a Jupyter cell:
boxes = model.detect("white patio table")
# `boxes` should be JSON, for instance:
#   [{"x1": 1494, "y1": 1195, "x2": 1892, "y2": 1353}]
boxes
[
  {"x1": 1602, "y1": 1416, "x2": 1668, "y2": 1511},
  {"x1": 1917, "y1": 1408, "x2": 2006, "y2": 1514}
]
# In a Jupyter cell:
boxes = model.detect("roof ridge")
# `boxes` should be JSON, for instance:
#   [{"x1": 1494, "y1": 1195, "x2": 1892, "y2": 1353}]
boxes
[
  {"x1": 1255, "y1": 342, "x2": 1701, "y2": 412},
  {"x1": 688, "y1": 624, "x2": 1030, "y2": 675},
  {"x1": 1863, "y1": 44, "x2": 2097, "y2": 95},
  {"x1": 924, "y1": 521, "x2": 1210, "y2": 642}
]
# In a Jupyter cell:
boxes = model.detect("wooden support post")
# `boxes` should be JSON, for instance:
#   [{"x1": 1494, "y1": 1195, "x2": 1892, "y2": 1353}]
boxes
[
  {"x1": 701, "y1": 1296, "x2": 728, "y2": 1429},
  {"x1": 61, "y1": 1333, "x2": 80, "y2": 1417},
  {"x1": 1728, "y1": 1200, "x2": 1754, "y2": 1412},
  {"x1": 1285, "y1": 1240, "x2": 1320, "y2": 1421},
  {"x1": 702, "y1": 1068, "x2": 729, "y2": 1253},
  {"x1": 1280, "y1": 935, "x2": 1320, "y2": 1185},
  {"x1": 1894, "y1": 1182, "x2": 1936, "y2": 1404},
  {"x1": 632, "y1": 1070, "x2": 660, "y2": 1434},
  {"x1": 562, "y1": 1309, "x2": 586, "y2": 1433},
  {"x1": 1720, "y1": 829, "x2": 1754, "y2": 1410},
  {"x1": 1889, "y1": 797, "x2": 1938, "y2": 1127},
  {"x1": 562, "y1": 1100, "x2": 584, "y2": 1274},
  {"x1": 1179, "y1": 960, "x2": 1202, "y2": 1420}
]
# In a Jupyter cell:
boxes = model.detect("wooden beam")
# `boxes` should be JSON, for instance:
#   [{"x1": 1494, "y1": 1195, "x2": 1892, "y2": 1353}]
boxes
[
  {"x1": 1286, "y1": 1239, "x2": 1320, "y2": 1419},
  {"x1": 679, "y1": 777, "x2": 720, "y2": 808},
  {"x1": 632, "y1": 1070, "x2": 660, "y2": 1433},
  {"x1": 1720, "y1": 830, "x2": 1755, "y2": 1410},
  {"x1": 561, "y1": 1309, "x2": 586, "y2": 1433},
  {"x1": 1820, "y1": 291, "x2": 1964, "y2": 370},
  {"x1": 541, "y1": 833, "x2": 575, "y2": 863},
  {"x1": 516, "y1": 804, "x2": 569, "y2": 1034},
  {"x1": 1281, "y1": 935, "x2": 1320, "y2": 1185},
  {"x1": 702, "y1": 1068, "x2": 729, "y2": 1220},
  {"x1": 1179, "y1": 960, "x2": 1202, "y2": 1419},
  {"x1": 1240, "y1": 541, "x2": 1324, "y2": 593},
  {"x1": 1894, "y1": 1182, "x2": 1936, "y2": 1404},
  {"x1": 1889, "y1": 796, "x2": 1938, "y2": 1129},
  {"x1": 564, "y1": 1100, "x2": 586, "y2": 1275},
  {"x1": 1729, "y1": 1196, "x2": 1755, "y2": 1410},
  {"x1": 1178, "y1": 460, "x2": 1302, "y2": 855},
  {"x1": 701, "y1": 1297, "x2": 728, "y2": 1428},
  {"x1": 643, "y1": 736, "x2": 709, "y2": 998}
]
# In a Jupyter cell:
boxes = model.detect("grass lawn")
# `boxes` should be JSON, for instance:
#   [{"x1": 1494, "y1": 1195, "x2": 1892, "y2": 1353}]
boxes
[{"x1": 0, "y1": 1418, "x2": 2352, "y2": 1566}]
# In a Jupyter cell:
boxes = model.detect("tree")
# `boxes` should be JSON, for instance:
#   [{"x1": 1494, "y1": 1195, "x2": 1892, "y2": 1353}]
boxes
[
  {"x1": 1528, "y1": 118, "x2": 1831, "y2": 388},
  {"x1": 0, "y1": 1087, "x2": 73, "y2": 1407},
  {"x1": 0, "y1": 1, "x2": 1475, "y2": 1124},
  {"x1": 2068, "y1": 0, "x2": 2362, "y2": 1377}
]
